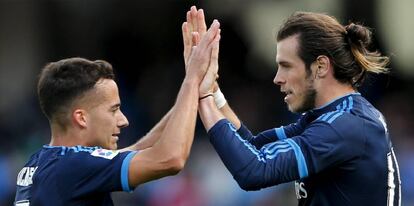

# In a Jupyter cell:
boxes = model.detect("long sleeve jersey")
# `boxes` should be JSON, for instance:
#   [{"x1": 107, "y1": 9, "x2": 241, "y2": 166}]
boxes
[{"x1": 208, "y1": 93, "x2": 401, "y2": 206}]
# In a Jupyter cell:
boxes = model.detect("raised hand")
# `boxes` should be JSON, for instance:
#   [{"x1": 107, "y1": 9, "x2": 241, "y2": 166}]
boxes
[
  {"x1": 199, "y1": 29, "x2": 221, "y2": 97},
  {"x1": 185, "y1": 20, "x2": 220, "y2": 83},
  {"x1": 182, "y1": 6, "x2": 207, "y2": 67}
]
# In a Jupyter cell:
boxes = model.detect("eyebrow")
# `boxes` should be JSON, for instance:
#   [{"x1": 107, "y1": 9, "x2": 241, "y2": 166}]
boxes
[
  {"x1": 276, "y1": 61, "x2": 292, "y2": 68},
  {"x1": 276, "y1": 60, "x2": 290, "y2": 65}
]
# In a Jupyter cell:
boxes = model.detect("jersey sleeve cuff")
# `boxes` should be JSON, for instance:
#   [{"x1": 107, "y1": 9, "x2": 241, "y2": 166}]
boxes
[
  {"x1": 207, "y1": 118, "x2": 231, "y2": 135},
  {"x1": 121, "y1": 151, "x2": 137, "y2": 192}
]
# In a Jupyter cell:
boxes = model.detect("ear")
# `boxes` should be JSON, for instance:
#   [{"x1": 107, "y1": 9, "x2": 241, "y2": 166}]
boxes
[
  {"x1": 72, "y1": 109, "x2": 87, "y2": 128},
  {"x1": 314, "y1": 55, "x2": 331, "y2": 78}
]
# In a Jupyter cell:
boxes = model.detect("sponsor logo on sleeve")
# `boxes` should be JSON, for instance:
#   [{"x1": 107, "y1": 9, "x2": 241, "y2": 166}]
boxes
[{"x1": 91, "y1": 149, "x2": 119, "y2": 160}]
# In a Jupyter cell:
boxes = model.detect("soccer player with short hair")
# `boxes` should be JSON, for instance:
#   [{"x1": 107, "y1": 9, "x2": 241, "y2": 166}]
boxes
[
  {"x1": 193, "y1": 11, "x2": 401, "y2": 205},
  {"x1": 14, "y1": 18, "x2": 221, "y2": 205}
]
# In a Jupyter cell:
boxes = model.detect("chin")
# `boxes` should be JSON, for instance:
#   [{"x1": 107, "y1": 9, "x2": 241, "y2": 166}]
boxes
[
  {"x1": 109, "y1": 144, "x2": 117, "y2": 150},
  {"x1": 287, "y1": 102, "x2": 308, "y2": 113},
  {"x1": 287, "y1": 102, "x2": 300, "y2": 113}
]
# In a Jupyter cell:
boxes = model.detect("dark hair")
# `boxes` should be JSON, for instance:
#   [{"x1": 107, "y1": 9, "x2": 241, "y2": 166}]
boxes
[
  {"x1": 277, "y1": 11, "x2": 389, "y2": 87},
  {"x1": 37, "y1": 57, "x2": 115, "y2": 127}
]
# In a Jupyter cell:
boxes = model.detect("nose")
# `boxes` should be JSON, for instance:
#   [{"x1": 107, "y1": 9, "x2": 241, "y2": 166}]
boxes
[
  {"x1": 118, "y1": 111, "x2": 129, "y2": 128},
  {"x1": 273, "y1": 69, "x2": 285, "y2": 86}
]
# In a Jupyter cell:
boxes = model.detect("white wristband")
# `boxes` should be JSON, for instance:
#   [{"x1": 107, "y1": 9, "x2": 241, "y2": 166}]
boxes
[{"x1": 213, "y1": 87, "x2": 227, "y2": 109}]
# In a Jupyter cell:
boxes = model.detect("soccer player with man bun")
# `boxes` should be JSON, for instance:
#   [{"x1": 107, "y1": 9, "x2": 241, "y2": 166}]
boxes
[{"x1": 192, "y1": 10, "x2": 401, "y2": 206}]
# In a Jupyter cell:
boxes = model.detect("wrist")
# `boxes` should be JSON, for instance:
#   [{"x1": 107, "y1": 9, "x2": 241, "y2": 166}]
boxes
[
  {"x1": 213, "y1": 88, "x2": 227, "y2": 109},
  {"x1": 183, "y1": 76, "x2": 201, "y2": 86},
  {"x1": 199, "y1": 94, "x2": 216, "y2": 110},
  {"x1": 199, "y1": 93, "x2": 213, "y2": 101}
]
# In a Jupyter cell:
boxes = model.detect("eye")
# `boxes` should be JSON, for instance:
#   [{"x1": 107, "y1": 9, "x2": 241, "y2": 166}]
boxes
[{"x1": 111, "y1": 105, "x2": 120, "y2": 113}]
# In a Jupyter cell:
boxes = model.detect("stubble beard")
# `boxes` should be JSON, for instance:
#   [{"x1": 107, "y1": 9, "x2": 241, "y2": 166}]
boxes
[{"x1": 290, "y1": 77, "x2": 317, "y2": 113}]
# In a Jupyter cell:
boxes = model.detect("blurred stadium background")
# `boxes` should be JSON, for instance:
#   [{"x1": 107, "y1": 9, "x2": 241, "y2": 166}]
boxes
[{"x1": 0, "y1": 0, "x2": 413, "y2": 205}]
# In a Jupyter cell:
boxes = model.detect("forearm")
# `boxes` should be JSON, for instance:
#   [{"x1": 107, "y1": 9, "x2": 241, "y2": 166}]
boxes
[
  {"x1": 152, "y1": 78, "x2": 199, "y2": 163},
  {"x1": 212, "y1": 87, "x2": 241, "y2": 129},
  {"x1": 214, "y1": 89, "x2": 278, "y2": 147},
  {"x1": 207, "y1": 119, "x2": 298, "y2": 190},
  {"x1": 198, "y1": 95, "x2": 225, "y2": 131}
]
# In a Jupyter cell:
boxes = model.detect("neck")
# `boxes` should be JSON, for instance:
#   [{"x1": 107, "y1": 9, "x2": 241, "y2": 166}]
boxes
[
  {"x1": 49, "y1": 124, "x2": 85, "y2": 147},
  {"x1": 315, "y1": 81, "x2": 356, "y2": 108}
]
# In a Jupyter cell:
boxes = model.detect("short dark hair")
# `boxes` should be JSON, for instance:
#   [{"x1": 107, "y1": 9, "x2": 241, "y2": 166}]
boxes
[
  {"x1": 277, "y1": 11, "x2": 389, "y2": 87},
  {"x1": 37, "y1": 57, "x2": 115, "y2": 127}
]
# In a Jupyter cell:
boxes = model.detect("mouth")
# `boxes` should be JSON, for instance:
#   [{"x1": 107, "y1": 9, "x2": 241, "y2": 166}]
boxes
[
  {"x1": 282, "y1": 90, "x2": 293, "y2": 102},
  {"x1": 112, "y1": 133, "x2": 120, "y2": 141}
]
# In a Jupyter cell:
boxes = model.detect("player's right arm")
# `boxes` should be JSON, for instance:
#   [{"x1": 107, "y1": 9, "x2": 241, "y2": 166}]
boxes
[{"x1": 126, "y1": 20, "x2": 221, "y2": 188}]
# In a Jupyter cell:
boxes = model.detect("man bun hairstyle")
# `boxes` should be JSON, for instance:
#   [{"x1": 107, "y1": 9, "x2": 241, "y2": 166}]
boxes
[
  {"x1": 37, "y1": 57, "x2": 115, "y2": 128},
  {"x1": 345, "y1": 23, "x2": 389, "y2": 78},
  {"x1": 277, "y1": 12, "x2": 389, "y2": 88}
]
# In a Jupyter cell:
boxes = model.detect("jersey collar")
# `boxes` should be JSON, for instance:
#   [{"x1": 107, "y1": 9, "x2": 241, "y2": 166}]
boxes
[{"x1": 309, "y1": 92, "x2": 360, "y2": 115}]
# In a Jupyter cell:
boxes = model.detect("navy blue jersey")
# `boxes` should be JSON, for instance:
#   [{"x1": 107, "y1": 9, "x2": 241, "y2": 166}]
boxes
[
  {"x1": 14, "y1": 145, "x2": 137, "y2": 206},
  {"x1": 208, "y1": 93, "x2": 401, "y2": 206}
]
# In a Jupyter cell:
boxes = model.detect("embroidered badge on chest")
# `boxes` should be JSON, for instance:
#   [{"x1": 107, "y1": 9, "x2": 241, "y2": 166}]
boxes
[{"x1": 91, "y1": 149, "x2": 119, "y2": 159}]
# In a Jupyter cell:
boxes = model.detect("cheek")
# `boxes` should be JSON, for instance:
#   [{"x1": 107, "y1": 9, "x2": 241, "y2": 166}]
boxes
[{"x1": 88, "y1": 114, "x2": 114, "y2": 133}]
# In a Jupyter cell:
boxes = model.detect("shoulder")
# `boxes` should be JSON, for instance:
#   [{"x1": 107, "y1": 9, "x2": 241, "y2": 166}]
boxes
[
  {"x1": 306, "y1": 113, "x2": 365, "y2": 152},
  {"x1": 51, "y1": 146, "x2": 131, "y2": 173},
  {"x1": 314, "y1": 110, "x2": 363, "y2": 134},
  {"x1": 61, "y1": 146, "x2": 128, "y2": 164},
  {"x1": 54, "y1": 146, "x2": 133, "y2": 181}
]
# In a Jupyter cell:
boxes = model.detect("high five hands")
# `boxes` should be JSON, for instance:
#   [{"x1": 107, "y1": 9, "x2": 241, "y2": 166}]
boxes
[{"x1": 182, "y1": 6, "x2": 220, "y2": 97}]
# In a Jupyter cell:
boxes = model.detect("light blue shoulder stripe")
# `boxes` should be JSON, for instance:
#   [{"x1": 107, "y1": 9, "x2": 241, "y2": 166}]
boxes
[
  {"x1": 121, "y1": 151, "x2": 137, "y2": 192},
  {"x1": 346, "y1": 96, "x2": 354, "y2": 112},
  {"x1": 321, "y1": 111, "x2": 338, "y2": 121},
  {"x1": 43, "y1": 145, "x2": 100, "y2": 155},
  {"x1": 313, "y1": 92, "x2": 360, "y2": 110},
  {"x1": 285, "y1": 139, "x2": 308, "y2": 179},
  {"x1": 275, "y1": 127, "x2": 287, "y2": 140},
  {"x1": 317, "y1": 96, "x2": 355, "y2": 124},
  {"x1": 327, "y1": 111, "x2": 344, "y2": 123},
  {"x1": 317, "y1": 113, "x2": 327, "y2": 121},
  {"x1": 322, "y1": 99, "x2": 347, "y2": 121},
  {"x1": 227, "y1": 123, "x2": 266, "y2": 162},
  {"x1": 326, "y1": 96, "x2": 354, "y2": 123}
]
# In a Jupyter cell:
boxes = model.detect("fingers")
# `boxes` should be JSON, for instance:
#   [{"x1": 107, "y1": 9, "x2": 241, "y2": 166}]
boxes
[
  {"x1": 192, "y1": 32, "x2": 200, "y2": 46},
  {"x1": 182, "y1": 22, "x2": 192, "y2": 64},
  {"x1": 186, "y1": 11, "x2": 192, "y2": 32},
  {"x1": 182, "y1": 22, "x2": 189, "y2": 45},
  {"x1": 187, "y1": 6, "x2": 206, "y2": 37},
  {"x1": 190, "y1": 6, "x2": 198, "y2": 34},
  {"x1": 183, "y1": 6, "x2": 205, "y2": 66},
  {"x1": 209, "y1": 29, "x2": 221, "y2": 74},
  {"x1": 197, "y1": 9, "x2": 207, "y2": 36},
  {"x1": 197, "y1": 20, "x2": 220, "y2": 51}
]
